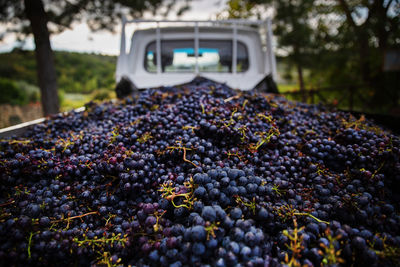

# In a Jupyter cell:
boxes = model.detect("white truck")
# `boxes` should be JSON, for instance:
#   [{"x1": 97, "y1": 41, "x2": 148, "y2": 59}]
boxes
[
  {"x1": 115, "y1": 18, "x2": 278, "y2": 97},
  {"x1": 0, "y1": 19, "x2": 278, "y2": 137}
]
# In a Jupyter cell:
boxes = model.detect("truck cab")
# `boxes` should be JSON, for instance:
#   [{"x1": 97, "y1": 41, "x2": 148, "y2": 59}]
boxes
[{"x1": 116, "y1": 19, "x2": 277, "y2": 96}]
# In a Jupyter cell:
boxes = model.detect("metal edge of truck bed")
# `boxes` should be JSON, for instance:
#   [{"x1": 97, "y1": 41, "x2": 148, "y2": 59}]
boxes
[
  {"x1": 346, "y1": 110, "x2": 400, "y2": 134},
  {"x1": 0, "y1": 107, "x2": 86, "y2": 139}
]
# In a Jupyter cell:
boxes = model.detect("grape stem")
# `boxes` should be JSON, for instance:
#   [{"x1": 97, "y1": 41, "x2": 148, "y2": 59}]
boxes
[
  {"x1": 166, "y1": 140, "x2": 198, "y2": 167},
  {"x1": 27, "y1": 231, "x2": 39, "y2": 259},
  {"x1": 0, "y1": 199, "x2": 15, "y2": 207},
  {"x1": 49, "y1": 211, "x2": 100, "y2": 230},
  {"x1": 293, "y1": 212, "x2": 330, "y2": 224}
]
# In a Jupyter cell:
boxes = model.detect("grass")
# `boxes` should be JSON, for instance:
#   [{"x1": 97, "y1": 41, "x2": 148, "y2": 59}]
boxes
[
  {"x1": 61, "y1": 91, "x2": 116, "y2": 112},
  {"x1": 278, "y1": 84, "x2": 298, "y2": 93},
  {"x1": 61, "y1": 93, "x2": 92, "y2": 111}
]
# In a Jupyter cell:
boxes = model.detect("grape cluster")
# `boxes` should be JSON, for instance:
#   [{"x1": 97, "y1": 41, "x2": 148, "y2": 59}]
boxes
[{"x1": 1, "y1": 79, "x2": 400, "y2": 266}]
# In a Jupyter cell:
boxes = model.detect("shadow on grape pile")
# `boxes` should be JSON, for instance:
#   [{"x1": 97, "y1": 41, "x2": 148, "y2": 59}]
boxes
[{"x1": 0, "y1": 79, "x2": 399, "y2": 266}]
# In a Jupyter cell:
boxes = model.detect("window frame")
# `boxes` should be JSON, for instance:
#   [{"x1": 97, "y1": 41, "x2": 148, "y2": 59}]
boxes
[{"x1": 143, "y1": 38, "x2": 249, "y2": 74}]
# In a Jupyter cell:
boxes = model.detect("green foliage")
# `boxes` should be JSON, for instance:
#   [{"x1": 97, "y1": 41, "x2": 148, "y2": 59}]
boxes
[
  {"x1": 0, "y1": 1, "x2": 167, "y2": 34},
  {"x1": 55, "y1": 51, "x2": 116, "y2": 93},
  {"x1": 58, "y1": 89, "x2": 66, "y2": 107},
  {"x1": 220, "y1": 0, "x2": 400, "y2": 114},
  {"x1": 0, "y1": 0, "x2": 189, "y2": 116},
  {"x1": 0, "y1": 77, "x2": 29, "y2": 106},
  {"x1": 0, "y1": 50, "x2": 117, "y2": 110},
  {"x1": 219, "y1": 0, "x2": 258, "y2": 19},
  {"x1": 16, "y1": 81, "x2": 40, "y2": 102},
  {"x1": 0, "y1": 49, "x2": 116, "y2": 95}
]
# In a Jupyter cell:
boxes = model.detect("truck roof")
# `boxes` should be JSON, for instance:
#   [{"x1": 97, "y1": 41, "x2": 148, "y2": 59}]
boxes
[{"x1": 116, "y1": 19, "x2": 277, "y2": 91}]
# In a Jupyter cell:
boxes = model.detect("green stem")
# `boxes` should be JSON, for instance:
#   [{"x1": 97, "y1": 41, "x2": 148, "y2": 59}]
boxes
[
  {"x1": 293, "y1": 212, "x2": 330, "y2": 224},
  {"x1": 27, "y1": 232, "x2": 35, "y2": 259}
]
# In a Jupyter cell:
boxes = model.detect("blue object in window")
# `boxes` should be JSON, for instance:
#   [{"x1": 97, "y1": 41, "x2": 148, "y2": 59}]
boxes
[
  {"x1": 199, "y1": 48, "x2": 219, "y2": 54},
  {"x1": 174, "y1": 48, "x2": 194, "y2": 54},
  {"x1": 172, "y1": 48, "x2": 219, "y2": 56}
]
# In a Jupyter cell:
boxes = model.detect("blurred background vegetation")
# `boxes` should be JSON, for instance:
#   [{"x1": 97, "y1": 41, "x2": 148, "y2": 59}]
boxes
[
  {"x1": 0, "y1": 49, "x2": 117, "y2": 127},
  {"x1": 219, "y1": 0, "x2": 400, "y2": 115},
  {"x1": 0, "y1": 49, "x2": 116, "y2": 113}
]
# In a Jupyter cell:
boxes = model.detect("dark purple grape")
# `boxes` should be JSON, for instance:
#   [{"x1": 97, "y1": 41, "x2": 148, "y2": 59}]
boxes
[
  {"x1": 191, "y1": 225, "x2": 206, "y2": 242},
  {"x1": 201, "y1": 206, "x2": 217, "y2": 222},
  {"x1": 0, "y1": 78, "x2": 399, "y2": 267}
]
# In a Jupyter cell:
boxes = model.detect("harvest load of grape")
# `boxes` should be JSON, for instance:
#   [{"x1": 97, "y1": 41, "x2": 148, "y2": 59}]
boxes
[{"x1": 1, "y1": 79, "x2": 400, "y2": 267}]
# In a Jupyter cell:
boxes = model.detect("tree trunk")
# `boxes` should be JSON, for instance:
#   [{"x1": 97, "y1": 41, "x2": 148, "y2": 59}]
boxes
[
  {"x1": 296, "y1": 63, "x2": 306, "y2": 103},
  {"x1": 24, "y1": 0, "x2": 59, "y2": 116}
]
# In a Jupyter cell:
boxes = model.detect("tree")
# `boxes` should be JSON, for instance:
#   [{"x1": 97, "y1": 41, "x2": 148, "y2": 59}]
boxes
[
  {"x1": 332, "y1": 0, "x2": 400, "y2": 108},
  {"x1": 24, "y1": 0, "x2": 59, "y2": 115},
  {"x1": 219, "y1": 0, "x2": 317, "y2": 102},
  {"x1": 271, "y1": 1, "x2": 317, "y2": 102},
  {"x1": 0, "y1": 0, "x2": 188, "y2": 115},
  {"x1": 305, "y1": 0, "x2": 399, "y2": 110},
  {"x1": 220, "y1": 0, "x2": 400, "y2": 112},
  {"x1": 216, "y1": 0, "x2": 259, "y2": 19}
]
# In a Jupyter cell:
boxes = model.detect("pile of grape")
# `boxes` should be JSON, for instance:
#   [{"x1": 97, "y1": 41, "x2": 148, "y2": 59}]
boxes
[{"x1": 1, "y1": 79, "x2": 400, "y2": 266}]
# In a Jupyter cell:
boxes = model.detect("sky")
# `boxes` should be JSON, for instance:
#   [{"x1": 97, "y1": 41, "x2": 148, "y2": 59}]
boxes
[{"x1": 0, "y1": 0, "x2": 228, "y2": 56}]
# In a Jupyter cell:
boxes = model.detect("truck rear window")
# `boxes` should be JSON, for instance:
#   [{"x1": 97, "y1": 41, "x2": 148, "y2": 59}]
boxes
[{"x1": 144, "y1": 40, "x2": 249, "y2": 73}]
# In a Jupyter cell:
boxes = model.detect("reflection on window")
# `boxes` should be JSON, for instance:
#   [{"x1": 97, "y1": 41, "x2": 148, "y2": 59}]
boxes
[
  {"x1": 198, "y1": 40, "x2": 231, "y2": 72},
  {"x1": 145, "y1": 48, "x2": 157, "y2": 72},
  {"x1": 162, "y1": 40, "x2": 195, "y2": 72},
  {"x1": 144, "y1": 39, "x2": 249, "y2": 73}
]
